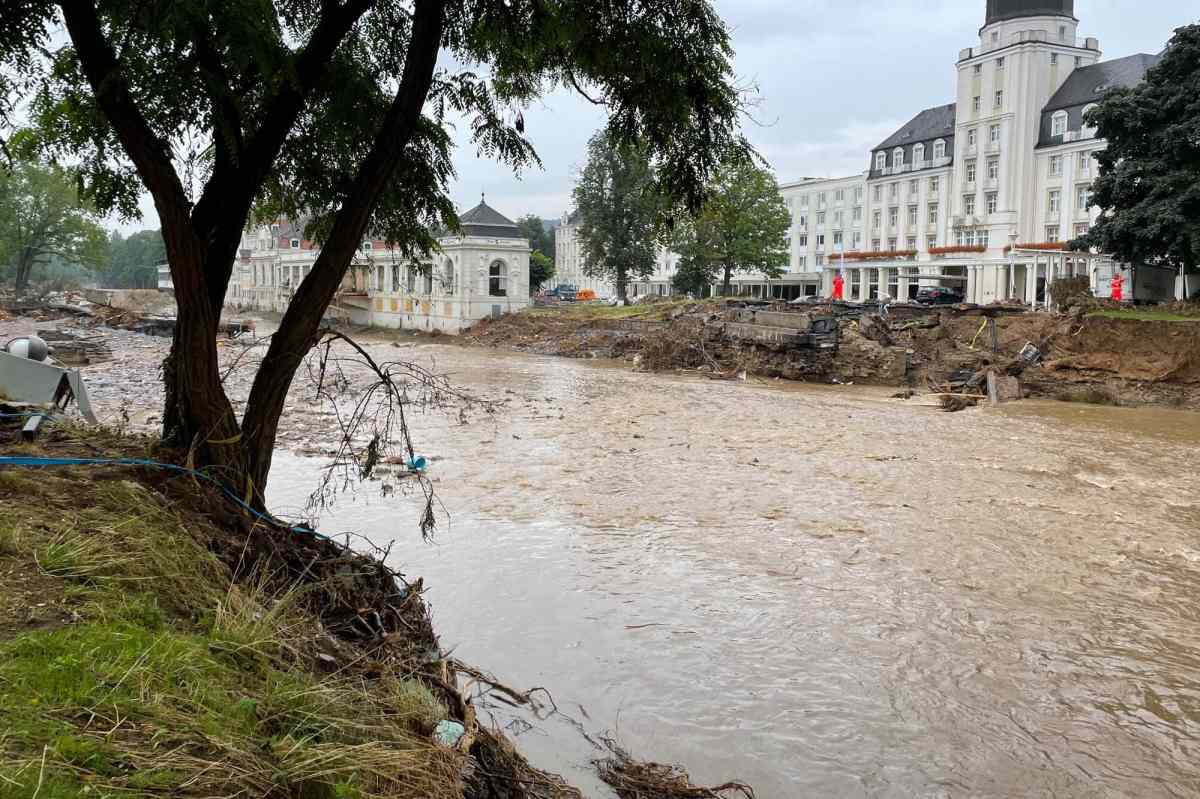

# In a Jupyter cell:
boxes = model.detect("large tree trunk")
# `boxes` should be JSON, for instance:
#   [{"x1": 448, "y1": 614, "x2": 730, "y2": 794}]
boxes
[
  {"x1": 616, "y1": 266, "x2": 628, "y2": 302},
  {"x1": 13, "y1": 246, "x2": 35, "y2": 295},
  {"x1": 721, "y1": 263, "x2": 732, "y2": 297}
]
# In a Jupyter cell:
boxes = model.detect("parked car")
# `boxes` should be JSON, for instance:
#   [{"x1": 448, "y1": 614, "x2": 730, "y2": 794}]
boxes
[
  {"x1": 915, "y1": 286, "x2": 964, "y2": 305},
  {"x1": 554, "y1": 284, "x2": 578, "y2": 302}
]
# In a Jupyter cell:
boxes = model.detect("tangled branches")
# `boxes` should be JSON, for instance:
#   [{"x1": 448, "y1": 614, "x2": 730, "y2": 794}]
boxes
[{"x1": 303, "y1": 329, "x2": 493, "y2": 539}]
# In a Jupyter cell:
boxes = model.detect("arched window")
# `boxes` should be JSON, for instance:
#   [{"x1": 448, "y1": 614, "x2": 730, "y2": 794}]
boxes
[
  {"x1": 442, "y1": 259, "x2": 455, "y2": 295},
  {"x1": 391, "y1": 263, "x2": 401, "y2": 292},
  {"x1": 1081, "y1": 104, "x2": 1099, "y2": 137},
  {"x1": 422, "y1": 267, "x2": 433, "y2": 295},
  {"x1": 913, "y1": 143, "x2": 925, "y2": 165},
  {"x1": 406, "y1": 266, "x2": 416, "y2": 293},
  {"x1": 875, "y1": 152, "x2": 886, "y2": 171},
  {"x1": 376, "y1": 265, "x2": 385, "y2": 292},
  {"x1": 933, "y1": 139, "x2": 946, "y2": 159},
  {"x1": 1051, "y1": 110, "x2": 1068, "y2": 137},
  {"x1": 489, "y1": 260, "x2": 508, "y2": 297},
  {"x1": 893, "y1": 147, "x2": 905, "y2": 167}
]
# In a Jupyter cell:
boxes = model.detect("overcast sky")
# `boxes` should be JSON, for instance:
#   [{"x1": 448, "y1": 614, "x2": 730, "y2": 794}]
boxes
[{"x1": 115, "y1": 0, "x2": 1190, "y2": 232}]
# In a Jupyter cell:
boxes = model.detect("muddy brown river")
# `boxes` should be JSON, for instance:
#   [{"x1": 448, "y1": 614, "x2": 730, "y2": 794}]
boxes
[{"x1": 266, "y1": 343, "x2": 1200, "y2": 798}]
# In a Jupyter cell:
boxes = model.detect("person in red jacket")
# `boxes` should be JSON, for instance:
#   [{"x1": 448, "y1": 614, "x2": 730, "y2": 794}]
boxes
[
  {"x1": 832, "y1": 273, "x2": 845, "y2": 301},
  {"x1": 1111, "y1": 271, "x2": 1125, "y2": 302}
]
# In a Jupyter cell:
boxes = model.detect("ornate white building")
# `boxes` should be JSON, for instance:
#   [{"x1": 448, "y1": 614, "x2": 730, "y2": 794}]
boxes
[
  {"x1": 715, "y1": 0, "x2": 1180, "y2": 304},
  {"x1": 228, "y1": 199, "x2": 530, "y2": 333}
]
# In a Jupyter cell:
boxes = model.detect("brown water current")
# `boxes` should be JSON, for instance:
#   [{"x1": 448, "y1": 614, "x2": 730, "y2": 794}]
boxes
[{"x1": 267, "y1": 343, "x2": 1200, "y2": 798}]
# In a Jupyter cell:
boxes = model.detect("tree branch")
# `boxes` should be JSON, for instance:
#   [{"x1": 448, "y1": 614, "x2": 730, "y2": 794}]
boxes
[{"x1": 239, "y1": 0, "x2": 447, "y2": 484}]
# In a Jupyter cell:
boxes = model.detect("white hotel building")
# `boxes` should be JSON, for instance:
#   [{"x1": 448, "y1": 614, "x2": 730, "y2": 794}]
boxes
[{"x1": 709, "y1": 0, "x2": 1180, "y2": 304}]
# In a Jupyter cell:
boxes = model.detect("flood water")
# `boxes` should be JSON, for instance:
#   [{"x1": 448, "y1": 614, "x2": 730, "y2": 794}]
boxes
[{"x1": 268, "y1": 343, "x2": 1200, "y2": 798}]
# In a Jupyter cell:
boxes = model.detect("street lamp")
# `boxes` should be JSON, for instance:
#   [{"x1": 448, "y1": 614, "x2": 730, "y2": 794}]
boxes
[{"x1": 1007, "y1": 231, "x2": 1018, "y2": 301}]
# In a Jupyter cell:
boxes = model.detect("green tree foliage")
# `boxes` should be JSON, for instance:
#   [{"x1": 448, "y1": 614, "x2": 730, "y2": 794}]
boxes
[
  {"x1": 670, "y1": 257, "x2": 713, "y2": 297},
  {"x1": 103, "y1": 229, "x2": 166, "y2": 289},
  {"x1": 528, "y1": 251, "x2": 554, "y2": 292},
  {"x1": 673, "y1": 156, "x2": 790, "y2": 296},
  {"x1": 0, "y1": 158, "x2": 108, "y2": 292},
  {"x1": 0, "y1": 0, "x2": 745, "y2": 501},
  {"x1": 517, "y1": 214, "x2": 555, "y2": 290},
  {"x1": 573, "y1": 131, "x2": 664, "y2": 301},
  {"x1": 1079, "y1": 24, "x2": 1200, "y2": 294}
]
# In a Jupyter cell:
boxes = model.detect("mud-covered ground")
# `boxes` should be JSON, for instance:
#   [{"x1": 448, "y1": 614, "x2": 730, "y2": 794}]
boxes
[{"x1": 458, "y1": 301, "x2": 1200, "y2": 409}]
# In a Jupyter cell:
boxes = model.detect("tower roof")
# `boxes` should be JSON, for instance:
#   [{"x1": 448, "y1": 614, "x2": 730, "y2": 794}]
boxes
[
  {"x1": 985, "y1": 0, "x2": 1075, "y2": 25},
  {"x1": 458, "y1": 197, "x2": 524, "y2": 239}
]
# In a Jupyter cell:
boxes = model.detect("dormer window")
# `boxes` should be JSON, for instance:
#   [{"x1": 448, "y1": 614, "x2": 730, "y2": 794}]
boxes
[
  {"x1": 913, "y1": 143, "x2": 925, "y2": 164},
  {"x1": 1051, "y1": 111, "x2": 1068, "y2": 137},
  {"x1": 875, "y1": 152, "x2": 886, "y2": 170},
  {"x1": 933, "y1": 139, "x2": 946, "y2": 159},
  {"x1": 893, "y1": 148, "x2": 904, "y2": 166}
]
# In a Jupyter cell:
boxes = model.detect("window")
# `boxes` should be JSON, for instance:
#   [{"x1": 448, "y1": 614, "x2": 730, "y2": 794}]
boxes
[
  {"x1": 930, "y1": 176, "x2": 940, "y2": 193},
  {"x1": 1078, "y1": 152, "x2": 1092, "y2": 175},
  {"x1": 833, "y1": 232, "x2": 843, "y2": 247},
  {"x1": 996, "y1": 56, "x2": 1005, "y2": 69},
  {"x1": 933, "y1": 140, "x2": 946, "y2": 159},
  {"x1": 888, "y1": 208, "x2": 898, "y2": 228},
  {"x1": 853, "y1": 206, "x2": 863, "y2": 221},
  {"x1": 798, "y1": 234, "x2": 807, "y2": 248},
  {"x1": 798, "y1": 256, "x2": 807, "y2": 269},
  {"x1": 406, "y1": 267, "x2": 416, "y2": 293},
  {"x1": 888, "y1": 237, "x2": 898, "y2": 251},
  {"x1": 799, "y1": 194, "x2": 809, "y2": 208},
  {"x1": 908, "y1": 179, "x2": 919, "y2": 196},
  {"x1": 974, "y1": 63, "x2": 982, "y2": 75},
  {"x1": 290, "y1": 238, "x2": 300, "y2": 249},
  {"x1": 1081, "y1": 104, "x2": 1099, "y2": 137},
  {"x1": 979, "y1": 230, "x2": 990, "y2": 248},
  {"x1": 973, "y1": 96, "x2": 981, "y2": 112},
  {"x1": 1051, "y1": 111, "x2": 1068, "y2": 137},
  {"x1": 1049, "y1": 155, "x2": 1062, "y2": 177},
  {"x1": 986, "y1": 192, "x2": 998, "y2": 214},
  {"x1": 818, "y1": 192, "x2": 827, "y2": 208},
  {"x1": 964, "y1": 194, "x2": 976, "y2": 215},
  {"x1": 875, "y1": 152, "x2": 886, "y2": 170},
  {"x1": 854, "y1": 187, "x2": 863, "y2": 203},
  {"x1": 392, "y1": 263, "x2": 401, "y2": 292},
  {"x1": 817, "y1": 211, "x2": 826, "y2": 225},
  {"x1": 989, "y1": 124, "x2": 1000, "y2": 144},
  {"x1": 488, "y1": 260, "x2": 507, "y2": 296},
  {"x1": 833, "y1": 210, "x2": 842, "y2": 227},
  {"x1": 835, "y1": 189, "x2": 845, "y2": 203},
  {"x1": 873, "y1": 185, "x2": 883, "y2": 202},
  {"x1": 907, "y1": 205, "x2": 918, "y2": 226},
  {"x1": 987, "y1": 158, "x2": 999, "y2": 180},
  {"x1": 966, "y1": 160, "x2": 977, "y2": 184},
  {"x1": 913, "y1": 143, "x2": 925, "y2": 164},
  {"x1": 991, "y1": 31, "x2": 1000, "y2": 43},
  {"x1": 907, "y1": 236, "x2": 917, "y2": 250},
  {"x1": 889, "y1": 182, "x2": 899, "y2": 200},
  {"x1": 1058, "y1": 25, "x2": 1066, "y2": 41},
  {"x1": 853, "y1": 232, "x2": 862, "y2": 248},
  {"x1": 994, "y1": 90, "x2": 1004, "y2": 108},
  {"x1": 816, "y1": 234, "x2": 825, "y2": 249},
  {"x1": 797, "y1": 215, "x2": 807, "y2": 228},
  {"x1": 893, "y1": 148, "x2": 905, "y2": 167},
  {"x1": 872, "y1": 239, "x2": 881, "y2": 252},
  {"x1": 1046, "y1": 226, "x2": 1060, "y2": 243},
  {"x1": 1077, "y1": 184, "x2": 1092, "y2": 210},
  {"x1": 928, "y1": 204, "x2": 939, "y2": 225},
  {"x1": 1048, "y1": 189, "x2": 1061, "y2": 214},
  {"x1": 442, "y1": 261, "x2": 455, "y2": 295},
  {"x1": 1074, "y1": 223, "x2": 1090, "y2": 238},
  {"x1": 872, "y1": 210, "x2": 882, "y2": 229},
  {"x1": 1051, "y1": 53, "x2": 1058, "y2": 65},
  {"x1": 967, "y1": 128, "x2": 977, "y2": 147}
]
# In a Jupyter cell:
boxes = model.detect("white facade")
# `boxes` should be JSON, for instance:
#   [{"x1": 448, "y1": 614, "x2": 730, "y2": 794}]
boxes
[
  {"x1": 228, "y1": 201, "x2": 530, "y2": 334},
  {"x1": 554, "y1": 210, "x2": 679, "y2": 299},
  {"x1": 776, "y1": 1, "x2": 1175, "y2": 305}
]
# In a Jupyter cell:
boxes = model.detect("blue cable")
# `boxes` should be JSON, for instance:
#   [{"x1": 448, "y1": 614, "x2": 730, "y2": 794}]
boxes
[{"x1": 0, "y1": 454, "x2": 325, "y2": 540}]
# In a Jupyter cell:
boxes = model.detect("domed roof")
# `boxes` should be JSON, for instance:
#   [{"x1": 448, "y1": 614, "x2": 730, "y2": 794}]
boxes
[{"x1": 985, "y1": 0, "x2": 1074, "y2": 25}]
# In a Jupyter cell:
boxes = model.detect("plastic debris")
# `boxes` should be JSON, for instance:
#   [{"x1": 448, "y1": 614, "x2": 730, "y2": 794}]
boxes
[
  {"x1": 406, "y1": 455, "x2": 428, "y2": 472},
  {"x1": 434, "y1": 719, "x2": 465, "y2": 747}
]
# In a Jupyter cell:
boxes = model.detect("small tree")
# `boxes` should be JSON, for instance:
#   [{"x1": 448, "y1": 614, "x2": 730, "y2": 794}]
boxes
[
  {"x1": 1078, "y1": 24, "x2": 1200, "y2": 297},
  {"x1": 528, "y1": 251, "x2": 555, "y2": 292},
  {"x1": 573, "y1": 131, "x2": 664, "y2": 301},
  {"x1": 0, "y1": 158, "x2": 108, "y2": 292},
  {"x1": 673, "y1": 156, "x2": 790, "y2": 297}
]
